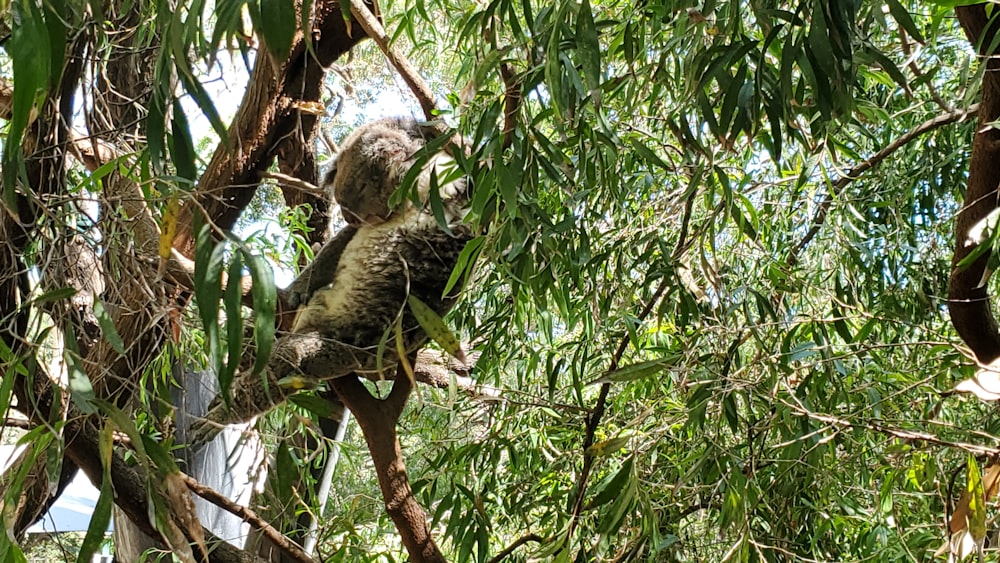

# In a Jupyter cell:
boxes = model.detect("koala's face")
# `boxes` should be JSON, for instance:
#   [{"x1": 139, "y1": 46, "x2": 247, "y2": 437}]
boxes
[{"x1": 328, "y1": 118, "x2": 427, "y2": 226}]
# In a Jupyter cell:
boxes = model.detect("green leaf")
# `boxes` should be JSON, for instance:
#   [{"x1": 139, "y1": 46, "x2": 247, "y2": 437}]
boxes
[
  {"x1": 93, "y1": 299, "x2": 125, "y2": 355},
  {"x1": 443, "y1": 236, "x2": 485, "y2": 296},
  {"x1": 886, "y1": 0, "x2": 924, "y2": 42},
  {"x1": 211, "y1": 0, "x2": 249, "y2": 52},
  {"x1": 590, "y1": 356, "x2": 680, "y2": 384},
  {"x1": 575, "y1": 0, "x2": 601, "y2": 105},
  {"x1": 597, "y1": 469, "x2": 636, "y2": 535},
  {"x1": 628, "y1": 137, "x2": 671, "y2": 171},
  {"x1": 194, "y1": 224, "x2": 227, "y2": 372},
  {"x1": 76, "y1": 431, "x2": 114, "y2": 563},
  {"x1": 221, "y1": 253, "x2": 244, "y2": 395},
  {"x1": 408, "y1": 295, "x2": 466, "y2": 363},
  {"x1": 147, "y1": 86, "x2": 168, "y2": 175},
  {"x1": 244, "y1": 251, "x2": 276, "y2": 376},
  {"x1": 856, "y1": 48, "x2": 909, "y2": 91},
  {"x1": 42, "y1": 0, "x2": 66, "y2": 87},
  {"x1": 170, "y1": 98, "x2": 198, "y2": 184},
  {"x1": 168, "y1": 8, "x2": 227, "y2": 140},
  {"x1": 139, "y1": 433, "x2": 181, "y2": 474},
  {"x1": 275, "y1": 441, "x2": 295, "y2": 499},
  {"x1": 3, "y1": 0, "x2": 51, "y2": 211},
  {"x1": 65, "y1": 346, "x2": 96, "y2": 414},
  {"x1": 258, "y1": 0, "x2": 297, "y2": 60},
  {"x1": 586, "y1": 434, "x2": 631, "y2": 458},
  {"x1": 968, "y1": 454, "x2": 987, "y2": 546},
  {"x1": 32, "y1": 286, "x2": 77, "y2": 304},
  {"x1": 288, "y1": 393, "x2": 342, "y2": 417},
  {"x1": 427, "y1": 165, "x2": 452, "y2": 235},
  {"x1": 588, "y1": 457, "x2": 634, "y2": 509}
]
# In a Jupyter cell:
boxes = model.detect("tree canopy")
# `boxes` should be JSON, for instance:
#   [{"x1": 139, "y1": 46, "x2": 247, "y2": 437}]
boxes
[{"x1": 2, "y1": 0, "x2": 1000, "y2": 562}]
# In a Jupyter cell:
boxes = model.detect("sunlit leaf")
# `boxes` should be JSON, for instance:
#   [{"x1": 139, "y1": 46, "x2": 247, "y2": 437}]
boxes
[{"x1": 967, "y1": 454, "x2": 987, "y2": 555}]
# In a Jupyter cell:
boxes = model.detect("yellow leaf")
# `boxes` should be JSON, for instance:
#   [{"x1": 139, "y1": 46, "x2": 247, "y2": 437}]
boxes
[
  {"x1": 395, "y1": 316, "x2": 417, "y2": 385},
  {"x1": 276, "y1": 374, "x2": 319, "y2": 390},
  {"x1": 586, "y1": 435, "x2": 630, "y2": 458},
  {"x1": 158, "y1": 193, "x2": 180, "y2": 276}
]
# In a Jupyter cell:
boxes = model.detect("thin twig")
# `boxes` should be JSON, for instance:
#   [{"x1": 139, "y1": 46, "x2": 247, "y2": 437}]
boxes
[
  {"x1": 487, "y1": 533, "x2": 543, "y2": 563},
  {"x1": 261, "y1": 171, "x2": 325, "y2": 197},
  {"x1": 780, "y1": 399, "x2": 1000, "y2": 457},
  {"x1": 2, "y1": 417, "x2": 32, "y2": 429},
  {"x1": 900, "y1": 29, "x2": 951, "y2": 112}
]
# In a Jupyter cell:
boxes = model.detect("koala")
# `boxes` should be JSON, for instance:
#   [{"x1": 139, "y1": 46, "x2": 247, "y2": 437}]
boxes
[{"x1": 193, "y1": 117, "x2": 474, "y2": 437}]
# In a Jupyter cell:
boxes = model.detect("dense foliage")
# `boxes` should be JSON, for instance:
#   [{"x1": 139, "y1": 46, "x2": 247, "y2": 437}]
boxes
[{"x1": 1, "y1": 0, "x2": 998, "y2": 562}]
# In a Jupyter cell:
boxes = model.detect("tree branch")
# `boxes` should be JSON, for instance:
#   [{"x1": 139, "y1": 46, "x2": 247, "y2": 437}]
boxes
[
  {"x1": 173, "y1": 0, "x2": 368, "y2": 258},
  {"x1": 787, "y1": 103, "x2": 978, "y2": 267},
  {"x1": 180, "y1": 472, "x2": 314, "y2": 563},
  {"x1": 332, "y1": 371, "x2": 446, "y2": 563},
  {"x1": 487, "y1": 534, "x2": 543, "y2": 563},
  {"x1": 565, "y1": 276, "x2": 671, "y2": 544},
  {"x1": 949, "y1": 4, "x2": 1000, "y2": 362},
  {"x1": 348, "y1": 0, "x2": 439, "y2": 121}
]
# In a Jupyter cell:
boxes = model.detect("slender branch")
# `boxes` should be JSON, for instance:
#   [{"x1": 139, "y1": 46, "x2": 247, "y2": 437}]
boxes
[
  {"x1": 2, "y1": 417, "x2": 32, "y2": 429},
  {"x1": 181, "y1": 472, "x2": 315, "y2": 563},
  {"x1": 787, "y1": 104, "x2": 979, "y2": 267},
  {"x1": 782, "y1": 401, "x2": 1000, "y2": 457},
  {"x1": 564, "y1": 173, "x2": 701, "y2": 542},
  {"x1": 900, "y1": 29, "x2": 951, "y2": 112},
  {"x1": 499, "y1": 63, "x2": 520, "y2": 150},
  {"x1": 565, "y1": 275, "x2": 671, "y2": 543},
  {"x1": 487, "y1": 534, "x2": 543, "y2": 563},
  {"x1": 261, "y1": 172, "x2": 325, "y2": 197},
  {"x1": 348, "y1": 0, "x2": 439, "y2": 121}
]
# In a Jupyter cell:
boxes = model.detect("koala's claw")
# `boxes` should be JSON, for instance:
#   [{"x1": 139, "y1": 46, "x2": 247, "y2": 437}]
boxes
[{"x1": 284, "y1": 284, "x2": 309, "y2": 310}]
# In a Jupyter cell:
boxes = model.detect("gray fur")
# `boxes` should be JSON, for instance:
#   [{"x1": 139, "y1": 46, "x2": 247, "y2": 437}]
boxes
[{"x1": 196, "y1": 118, "x2": 474, "y2": 432}]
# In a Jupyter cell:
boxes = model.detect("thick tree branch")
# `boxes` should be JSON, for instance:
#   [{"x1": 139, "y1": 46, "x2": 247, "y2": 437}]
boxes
[
  {"x1": 332, "y1": 372, "x2": 446, "y2": 563},
  {"x1": 950, "y1": 4, "x2": 1000, "y2": 362},
  {"x1": 173, "y1": 0, "x2": 368, "y2": 258}
]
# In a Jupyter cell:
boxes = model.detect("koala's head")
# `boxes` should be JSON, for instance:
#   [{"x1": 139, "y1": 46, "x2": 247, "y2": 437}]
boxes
[
  {"x1": 325, "y1": 117, "x2": 429, "y2": 226},
  {"x1": 324, "y1": 117, "x2": 465, "y2": 225}
]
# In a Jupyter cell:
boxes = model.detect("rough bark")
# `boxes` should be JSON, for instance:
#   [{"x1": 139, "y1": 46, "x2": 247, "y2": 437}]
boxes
[
  {"x1": 950, "y1": 5, "x2": 1000, "y2": 362},
  {"x1": 172, "y1": 0, "x2": 369, "y2": 258}
]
